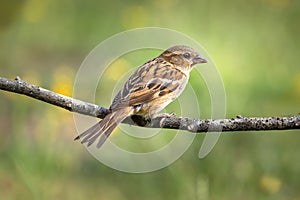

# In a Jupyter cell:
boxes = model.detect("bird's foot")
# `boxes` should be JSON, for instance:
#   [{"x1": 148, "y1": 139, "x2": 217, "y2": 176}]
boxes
[{"x1": 153, "y1": 112, "x2": 176, "y2": 118}]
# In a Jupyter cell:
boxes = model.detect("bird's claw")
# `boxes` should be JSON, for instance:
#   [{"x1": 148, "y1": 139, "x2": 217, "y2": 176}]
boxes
[{"x1": 153, "y1": 112, "x2": 176, "y2": 118}]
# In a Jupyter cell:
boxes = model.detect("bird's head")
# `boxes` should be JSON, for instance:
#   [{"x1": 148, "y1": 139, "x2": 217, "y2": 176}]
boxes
[{"x1": 160, "y1": 45, "x2": 207, "y2": 71}]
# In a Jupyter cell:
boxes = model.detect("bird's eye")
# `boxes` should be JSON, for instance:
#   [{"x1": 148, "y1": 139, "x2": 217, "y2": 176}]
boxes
[{"x1": 183, "y1": 53, "x2": 191, "y2": 59}]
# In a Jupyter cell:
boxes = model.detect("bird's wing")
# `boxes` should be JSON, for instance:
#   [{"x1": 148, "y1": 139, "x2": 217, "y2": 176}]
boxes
[{"x1": 110, "y1": 58, "x2": 185, "y2": 111}]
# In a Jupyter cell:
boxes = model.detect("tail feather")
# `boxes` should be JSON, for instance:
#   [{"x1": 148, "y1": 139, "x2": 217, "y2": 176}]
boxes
[
  {"x1": 96, "y1": 120, "x2": 120, "y2": 148},
  {"x1": 86, "y1": 117, "x2": 118, "y2": 147},
  {"x1": 75, "y1": 108, "x2": 131, "y2": 148},
  {"x1": 74, "y1": 122, "x2": 101, "y2": 141}
]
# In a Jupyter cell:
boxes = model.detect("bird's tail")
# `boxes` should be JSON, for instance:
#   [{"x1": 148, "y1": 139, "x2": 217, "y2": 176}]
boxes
[{"x1": 74, "y1": 108, "x2": 131, "y2": 148}]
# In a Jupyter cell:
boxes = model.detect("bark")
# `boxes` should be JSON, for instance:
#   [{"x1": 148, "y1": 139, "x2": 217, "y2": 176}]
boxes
[{"x1": 1, "y1": 76, "x2": 299, "y2": 132}]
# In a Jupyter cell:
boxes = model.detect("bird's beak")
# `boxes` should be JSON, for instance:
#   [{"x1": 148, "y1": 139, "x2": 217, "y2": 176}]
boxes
[{"x1": 193, "y1": 55, "x2": 207, "y2": 65}]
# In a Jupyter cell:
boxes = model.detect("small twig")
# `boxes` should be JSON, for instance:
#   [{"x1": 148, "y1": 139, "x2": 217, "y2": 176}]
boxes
[{"x1": 0, "y1": 76, "x2": 299, "y2": 132}]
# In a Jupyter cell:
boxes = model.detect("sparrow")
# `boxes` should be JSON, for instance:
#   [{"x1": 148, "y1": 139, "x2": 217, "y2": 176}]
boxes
[{"x1": 75, "y1": 45, "x2": 207, "y2": 148}]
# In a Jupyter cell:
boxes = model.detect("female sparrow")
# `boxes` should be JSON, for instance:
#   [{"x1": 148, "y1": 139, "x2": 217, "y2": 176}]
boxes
[{"x1": 75, "y1": 45, "x2": 207, "y2": 148}]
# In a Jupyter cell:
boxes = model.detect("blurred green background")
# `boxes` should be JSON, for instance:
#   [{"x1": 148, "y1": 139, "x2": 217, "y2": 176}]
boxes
[{"x1": 0, "y1": 0, "x2": 300, "y2": 199}]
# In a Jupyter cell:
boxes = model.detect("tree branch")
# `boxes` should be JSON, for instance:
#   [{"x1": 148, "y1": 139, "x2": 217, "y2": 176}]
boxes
[{"x1": 0, "y1": 76, "x2": 299, "y2": 132}]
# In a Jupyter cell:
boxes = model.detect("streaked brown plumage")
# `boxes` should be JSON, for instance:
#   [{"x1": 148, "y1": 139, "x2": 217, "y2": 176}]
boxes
[{"x1": 75, "y1": 45, "x2": 207, "y2": 148}]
